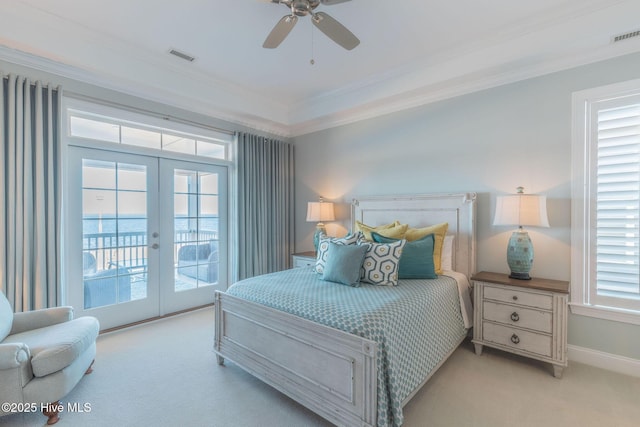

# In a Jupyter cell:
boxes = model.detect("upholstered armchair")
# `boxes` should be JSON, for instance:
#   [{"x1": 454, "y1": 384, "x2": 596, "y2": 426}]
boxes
[
  {"x1": 0, "y1": 292, "x2": 99, "y2": 425},
  {"x1": 83, "y1": 267, "x2": 132, "y2": 309},
  {"x1": 83, "y1": 252, "x2": 132, "y2": 309},
  {"x1": 177, "y1": 241, "x2": 219, "y2": 283}
]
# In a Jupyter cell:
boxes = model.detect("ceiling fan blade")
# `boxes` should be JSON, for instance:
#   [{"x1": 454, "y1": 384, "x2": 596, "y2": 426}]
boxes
[
  {"x1": 311, "y1": 12, "x2": 359, "y2": 50},
  {"x1": 263, "y1": 15, "x2": 298, "y2": 49},
  {"x1": 320, "y1": 0, "x2": 352, "y2": 5}
]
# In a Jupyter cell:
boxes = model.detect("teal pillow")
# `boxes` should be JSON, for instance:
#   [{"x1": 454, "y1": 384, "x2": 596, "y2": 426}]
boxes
[
  {"x1": 322, "y1": 242, "x2": 368, "y2": 287},
  {"x1": 315, "y1": 233, "x2": 359, "y2": 275},
  {"x1": 372, "y1": 232, "x2": 437, "y2": 279}
]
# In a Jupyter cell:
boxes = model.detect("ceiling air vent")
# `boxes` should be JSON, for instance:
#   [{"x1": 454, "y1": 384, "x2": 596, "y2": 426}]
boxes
[
  {"x1": 169, "y1": 48, "x2": 195, "y2": 62},
  {"x1": 612, "y1": 30, "x2": 640, "y2": 43}
]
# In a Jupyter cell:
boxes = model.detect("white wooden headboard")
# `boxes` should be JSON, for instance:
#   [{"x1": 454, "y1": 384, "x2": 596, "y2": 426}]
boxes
[{"x1": 351, "y1": 193, "x2": 477, "y2": 278}]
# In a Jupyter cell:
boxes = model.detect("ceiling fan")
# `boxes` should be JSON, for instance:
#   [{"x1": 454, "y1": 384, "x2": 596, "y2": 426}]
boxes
[{"x1": 260, "y1": 0, "x2": 360, "y2": 50}]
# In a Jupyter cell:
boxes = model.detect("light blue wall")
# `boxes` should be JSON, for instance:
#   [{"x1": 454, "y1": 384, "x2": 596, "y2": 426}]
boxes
[{"x1": 293, "y1": 52, "x2": 640, "y2": 360}]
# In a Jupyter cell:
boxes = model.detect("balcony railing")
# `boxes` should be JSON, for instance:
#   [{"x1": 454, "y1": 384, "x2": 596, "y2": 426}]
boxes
[{"x1": 82, "y1": 229, "x2": 218, "y2": 273}]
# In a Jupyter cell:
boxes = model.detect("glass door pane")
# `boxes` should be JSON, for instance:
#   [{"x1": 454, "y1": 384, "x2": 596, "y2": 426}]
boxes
[
  {"x1": 82, "y1": 160, "x2": 149, "y2": 308},
  {"x1": 174, "y1": 169, "x2": 219, "y2": 290}
]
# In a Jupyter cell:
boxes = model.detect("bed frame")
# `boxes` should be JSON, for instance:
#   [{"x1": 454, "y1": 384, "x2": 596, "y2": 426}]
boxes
[{"x1": 214, "y1": 193, "x2": 476, "y2": 427}]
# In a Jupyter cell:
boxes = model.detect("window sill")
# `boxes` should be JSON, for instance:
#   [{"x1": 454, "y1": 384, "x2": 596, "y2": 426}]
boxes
[{"x1": 569, "y1": 303, "x2": 640, "y2": 326}]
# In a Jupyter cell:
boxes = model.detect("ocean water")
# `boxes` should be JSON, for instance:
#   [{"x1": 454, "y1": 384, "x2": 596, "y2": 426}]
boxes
[{"x1": 83, "y1": 215, "x2": 218, "y2": 235}]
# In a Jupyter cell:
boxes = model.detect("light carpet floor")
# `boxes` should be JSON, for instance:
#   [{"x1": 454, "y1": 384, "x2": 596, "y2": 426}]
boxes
[{"x1": 3, "y1": 307, "x2": 639, "y2": 427}]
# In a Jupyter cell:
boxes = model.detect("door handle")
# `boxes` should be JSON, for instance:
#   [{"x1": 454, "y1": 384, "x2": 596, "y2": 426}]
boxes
[{"x1": 151, "y1": 243, "x2": 159, "y2": 249}]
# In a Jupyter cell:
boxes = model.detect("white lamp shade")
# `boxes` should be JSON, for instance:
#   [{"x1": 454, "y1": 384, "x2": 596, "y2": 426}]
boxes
[
  {"x1": 306, "y1": 202, "x2": 335, "y2": 222},
  {"x1": 493, "y1": 194, "x2": 549, "y2": 228}
]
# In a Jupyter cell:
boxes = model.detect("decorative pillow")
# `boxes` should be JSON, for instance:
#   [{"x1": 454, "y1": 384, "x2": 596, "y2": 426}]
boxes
[
  {"x1": 358, "y1": 238, "x2": 406, "y2": 286},
  {"x1": 372, "y1": 232, "x2": 436, "y2": 279},
  {"x1": 315, "y1": 233, "x2": 359, "y2": 274},
  {"x1": 404, "y1": 223, "x2": 449, "y2": 274},
  {"x1": 441, "y1": 235, "x2": 455, "y2": 271},
  {"x1": 355, "y1": 220, "x2": 406, "y2": 241},
  {"x1": 322, "y1": 242, "x2": 368, "y2": 287}
]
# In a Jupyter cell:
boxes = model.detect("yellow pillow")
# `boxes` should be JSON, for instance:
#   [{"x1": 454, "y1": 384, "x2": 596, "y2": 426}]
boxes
[
  {"x1": 355, "y1": 220, "x2": 406, "y2": 241},
  {"x1": 374, "y1": 223, "x2": 408, "y2": 239},
  {"x1": 404, "y1": 223, "x2": 449, "y2": 274}
]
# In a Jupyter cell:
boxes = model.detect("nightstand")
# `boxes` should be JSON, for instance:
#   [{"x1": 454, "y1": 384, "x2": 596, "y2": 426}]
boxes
[
  {"x1": 471, "y1": 271, "x2": 569, "y2": 378},
  {"x1": 291, "y1": 251, "x2": 316, "y2": 268}
]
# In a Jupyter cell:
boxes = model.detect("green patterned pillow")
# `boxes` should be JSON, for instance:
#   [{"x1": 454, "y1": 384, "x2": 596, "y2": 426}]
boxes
[
  {"x1": 358, "y1": 237, "x2": 406, "y2": 286},
  {"x1": 372, "y1": 232, "x2": 437, "y2": 279},
  {"x1": 322, "y1": 242, "x2": 368, "y2": 287},
  {"x1": 315, "y1": 233, "x2": 359, "y2": 275}
]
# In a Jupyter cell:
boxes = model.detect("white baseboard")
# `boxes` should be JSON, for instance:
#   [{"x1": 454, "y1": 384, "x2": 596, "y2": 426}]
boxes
[{"x1": 568, "y1": 345, "x2": 640, "y2": 378}]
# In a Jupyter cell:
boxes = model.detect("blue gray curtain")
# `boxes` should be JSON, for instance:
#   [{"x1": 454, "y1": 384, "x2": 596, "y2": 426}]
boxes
[
  {"x1": 237, "y1": 132, "x2": 294, "y2": 280},
  {"x1": 0, "y1": 74, "x2": 61, "y2": 311}
]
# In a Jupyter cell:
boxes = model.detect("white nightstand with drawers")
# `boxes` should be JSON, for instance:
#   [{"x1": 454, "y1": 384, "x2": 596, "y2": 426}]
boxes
[
  {"x1": 471, "y1": 271, "x2": 569, "y2": 378},
  {"x1": 291, "y1": 251, "x2": 316, "y2": 269}
]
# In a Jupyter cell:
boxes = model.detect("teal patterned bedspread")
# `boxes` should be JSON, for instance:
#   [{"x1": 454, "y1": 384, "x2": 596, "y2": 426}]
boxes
[{"x1": 226, "y1": 267, "x2": 468, "y2": 427}]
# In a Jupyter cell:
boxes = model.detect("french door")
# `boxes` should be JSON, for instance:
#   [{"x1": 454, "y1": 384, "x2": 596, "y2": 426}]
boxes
[{"x1": 67, "y1": 147, "x2": 228, "y2": 329}]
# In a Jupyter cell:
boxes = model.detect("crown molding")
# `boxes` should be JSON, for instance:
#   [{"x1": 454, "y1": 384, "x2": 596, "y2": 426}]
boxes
[
  {"x1": 3, "y1": 38, "x2": 640, "y2": 139},
  {"x1": 0, "y1": 44, "x2": 292, "y2": 138}
]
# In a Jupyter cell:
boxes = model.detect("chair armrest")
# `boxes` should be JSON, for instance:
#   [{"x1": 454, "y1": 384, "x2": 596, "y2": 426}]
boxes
[
  {"x1": 10, "y1": 306, "x2": 74, "y2": 335},
  {"x1": 0, "y1": 343, "x2": 30, "y2": 370}
]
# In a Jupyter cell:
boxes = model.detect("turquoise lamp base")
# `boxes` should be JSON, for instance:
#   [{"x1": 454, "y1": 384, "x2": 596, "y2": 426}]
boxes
[
  {"x1": 313, "y1": 223, "x2": 327, "y2": 251},
  {"x1": 507, "y1": 229, "x2": 534, "y2": 280}
]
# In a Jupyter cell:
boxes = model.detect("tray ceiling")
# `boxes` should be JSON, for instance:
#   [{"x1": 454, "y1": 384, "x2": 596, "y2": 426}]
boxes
[{"x1": 1, "y1": 0, "x2": 639, "y2": 136}]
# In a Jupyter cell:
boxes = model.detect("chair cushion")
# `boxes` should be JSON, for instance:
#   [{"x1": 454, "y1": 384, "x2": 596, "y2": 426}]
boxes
[
  {"x1": 0, "y1": 293, "x2": 13, "y2": 342},
  {"x1": 3, "y1": 316, "x2": 99, "y2": 377}
]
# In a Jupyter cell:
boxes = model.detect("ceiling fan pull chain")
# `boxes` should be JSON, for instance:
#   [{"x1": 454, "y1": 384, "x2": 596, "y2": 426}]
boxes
[{"x1": 310, "y1": 22, "x2": 316, "y2": 65}]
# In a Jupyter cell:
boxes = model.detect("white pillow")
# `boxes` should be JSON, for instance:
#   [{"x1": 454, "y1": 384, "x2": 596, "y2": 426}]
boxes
[{"x1": 441, "y1": 235, "x2": 455, "y2": 271}]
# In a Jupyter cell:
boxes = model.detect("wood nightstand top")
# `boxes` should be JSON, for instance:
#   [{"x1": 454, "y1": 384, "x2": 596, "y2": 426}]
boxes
[
  {"x1": 471, "y1": 271, "x2": 569, "y2": 294},
  {"x1": 292, "y1": 251, "x2": 316, "y2": 258}
]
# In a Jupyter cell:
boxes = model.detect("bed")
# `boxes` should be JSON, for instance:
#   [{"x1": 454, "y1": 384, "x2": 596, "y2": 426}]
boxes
[{"x1": 214, "y1": 193, "x2": 477, "y2": 427}]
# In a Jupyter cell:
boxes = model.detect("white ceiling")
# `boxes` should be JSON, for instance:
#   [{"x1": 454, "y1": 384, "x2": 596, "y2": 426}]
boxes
[{"x1": 1, "y1": 0, "x2": 640, "y2": 136}]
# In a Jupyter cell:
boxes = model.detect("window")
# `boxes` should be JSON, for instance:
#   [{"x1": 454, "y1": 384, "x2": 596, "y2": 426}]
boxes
[
  {"x1": 571, "y1": 78, "x2": 640, "y2": 325},
  {"x1": 66, "y1": 99, "x2": 233, "y2": 161}
]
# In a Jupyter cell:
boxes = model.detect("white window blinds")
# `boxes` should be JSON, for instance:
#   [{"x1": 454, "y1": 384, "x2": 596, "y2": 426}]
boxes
[
  {"x1": 572, "y1": 80, "x2": 640, "y2": 324},
  {"x1": 595, "y1": 102, "x2": 640, "y2": 303}
]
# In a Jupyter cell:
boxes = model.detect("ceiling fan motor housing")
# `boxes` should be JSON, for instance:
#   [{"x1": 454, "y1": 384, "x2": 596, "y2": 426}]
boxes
[{"x1": 292, "y1": 0, "x2": 320, "y2": 16}]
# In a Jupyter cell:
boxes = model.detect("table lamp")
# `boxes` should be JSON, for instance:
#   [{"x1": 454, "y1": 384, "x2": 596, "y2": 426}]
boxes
[
  {"x1": 306, "y1": 198, "x2": 335, "y2": 251},
  {"x1": 493, "y1": 187, "x2": 549, "y2": 280}
]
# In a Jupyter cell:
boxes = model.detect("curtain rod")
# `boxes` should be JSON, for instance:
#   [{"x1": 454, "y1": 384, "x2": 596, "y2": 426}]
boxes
[{"x1": 63, "y1": 91, "x2": 235, "y2": 136}]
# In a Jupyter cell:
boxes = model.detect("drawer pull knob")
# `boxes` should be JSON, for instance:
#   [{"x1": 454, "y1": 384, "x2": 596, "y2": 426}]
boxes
[
  {"x1": 512, "y1": 295, "x2": 518, "y2": 301},
  {"x1": 510, "y1": 334, "x2": 520, "y2": 344},
  {"x1": 510, "y1": 312, "x2": 520, "y2": 322}
]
